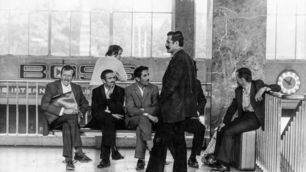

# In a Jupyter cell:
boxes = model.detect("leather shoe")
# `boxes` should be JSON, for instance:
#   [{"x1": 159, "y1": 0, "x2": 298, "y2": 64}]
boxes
[
  {"x1": 66, "y1": 160, "x2": 75, "y2": 170},
  {"x1": 136, "y1": 159, "x2": 145, "y2": 170},
  {"x1": 74, "y1": 152, "x2": 92, "y2": 162},
  {"x1": 211, "y1": 163, "x2": 230, "y2": 172},
  {"x1": 188, "y1": 157, "x2": 199, "y2": 168},
  {"x1": 97, "y1": 159, "x2": 111, "y2": 168},
  {"x1": 112, "y1": 151, "x2": 124, "y2": 160}
]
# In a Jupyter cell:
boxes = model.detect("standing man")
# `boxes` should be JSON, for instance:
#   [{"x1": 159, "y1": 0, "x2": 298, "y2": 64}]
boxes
[
  {"x1": 146, "y1": 31, "x2": 197, "y2": 172},
  {"x1": 211, "y1": 67, "x2": 281, "y2": 172},
  {"x1": 41, "y1": 65, "x2": 91, "y2": 170},
  {"x1": 125, "y1": 66, "x2": 159, "y2": 170},
  {"x1": 86, "y1": 69, "x2": 125, "y2": 168}
]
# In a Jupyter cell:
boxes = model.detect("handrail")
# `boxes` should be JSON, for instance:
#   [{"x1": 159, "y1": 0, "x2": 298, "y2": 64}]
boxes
[{"x1": 268, "y1": 91, "x2": 306, "y2": 100}]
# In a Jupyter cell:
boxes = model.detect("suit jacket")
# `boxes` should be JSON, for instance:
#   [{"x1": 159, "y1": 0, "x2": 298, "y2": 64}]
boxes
[
  {"x1": 41, "y1": 80, "x2": 89, "y2": 124},
  {"x1": 125, "y1": 83, "x2": 159, "y2": 128},
  {"x1": 160, "y1": 49, "x2": 197, "y2": 123},
  {"x1": 86, "y1": 84, "x2": 125, "y2": 129},
  {"x1": 223, "y1": 79, "x2": 281, "y2": 130}
]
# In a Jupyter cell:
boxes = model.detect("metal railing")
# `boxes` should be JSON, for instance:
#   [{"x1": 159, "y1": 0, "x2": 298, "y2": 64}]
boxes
[
  {"x1": 0, "y1": 79, "x2": 212, "y2": 136},
  {"x1": 256, "y1": 92, "x2": 306, "y2": 172}
]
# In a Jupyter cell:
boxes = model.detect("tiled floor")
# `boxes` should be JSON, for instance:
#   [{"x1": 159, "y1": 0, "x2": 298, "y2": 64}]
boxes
[{"x1": 0, "y1": 146, "x2": 260, "y2": 172}]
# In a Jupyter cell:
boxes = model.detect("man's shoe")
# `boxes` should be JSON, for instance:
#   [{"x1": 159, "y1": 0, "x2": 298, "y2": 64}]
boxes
[
  {"x1": 211, "y1": 163, "x2": 230, "y2": 172},
  {"x1": 188, "y1": 158, "x2": 199, "y2": 168},
  {"x1": 111, "y1": 151, "x2": 124, "y2": 160},
  {"x1": 136, "y1": 159, "x2": 145, "y2": 170},
  {"x1": 66, "y1": 160, "x2": 75, "y2": 170},
  {"x1": 74, "y1": 152, "x2": 92, "y2": 162},
  {"x1": 97, "y1": 159, "x2": 111, "y2": 168}
]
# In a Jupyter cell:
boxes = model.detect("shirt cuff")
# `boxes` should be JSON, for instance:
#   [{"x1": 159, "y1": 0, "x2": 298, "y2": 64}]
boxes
[{"x1": 59, "y1": 108, "x2": 64, "y2": 116}]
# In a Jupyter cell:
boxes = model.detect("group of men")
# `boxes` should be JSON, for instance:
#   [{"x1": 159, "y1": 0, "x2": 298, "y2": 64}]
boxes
[{"x1": 41, "y1": 30, "x2": 281, "y2": 172}]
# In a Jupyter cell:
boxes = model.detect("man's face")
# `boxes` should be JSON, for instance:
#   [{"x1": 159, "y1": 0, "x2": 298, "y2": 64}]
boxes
[
  {"x1": 115, "y1": 50, "x2": 123, "y2": 59},
  {"x1": 165, "y1": 35, "x2": 177, "y2": 54},
  {"x1": 61, "y1": 70, "x2": 74, "y2": 86},
  {"x1": 103, "y1": 72, "x2": 116, "y2": 87},
  {"x1": 136, "y1": 70, "x2": 150, "y2": 86}
]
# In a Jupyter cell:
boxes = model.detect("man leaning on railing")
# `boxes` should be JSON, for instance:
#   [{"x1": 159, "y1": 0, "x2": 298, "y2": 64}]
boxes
[{"x1": 207, "y1": 67, "x2": 281, "y2": 172}]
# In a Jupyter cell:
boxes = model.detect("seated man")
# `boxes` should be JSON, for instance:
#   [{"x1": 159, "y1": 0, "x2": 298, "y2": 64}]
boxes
[
  {"x1": 125, "y1": 66, "x2": 159, "y2": 170},
  {"x1": 211, "y1": 67, "x2": 281, "y2": 172},
  {"x1": 86, "y1": 69, "x2": 125, "y2": 168},
  {"x1": 41, "y1": 65, "x2": 91, "y2": 170}
]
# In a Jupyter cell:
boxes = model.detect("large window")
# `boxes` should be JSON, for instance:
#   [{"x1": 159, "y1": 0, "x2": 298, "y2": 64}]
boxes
[
  {"x1": 267, "y1": 0, "x2": 306, "y2": 60},
  {"x1": 0, "y1": 0, "x2": 173, "y2": 57}
]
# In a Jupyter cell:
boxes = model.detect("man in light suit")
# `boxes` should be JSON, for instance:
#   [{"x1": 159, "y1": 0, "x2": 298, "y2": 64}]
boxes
[
  {"x1": 211, "y1": 67, "x2": 281, "y2": 172},
  {"x1": 41, "y1": 65, "x2": 91, "y2": 170},
  {"x1": 125, "y1": 66, "x2": 159, "y2": 170},
  {"x1": 86, "y1": 69, "x2": 125, "y2": 168}
]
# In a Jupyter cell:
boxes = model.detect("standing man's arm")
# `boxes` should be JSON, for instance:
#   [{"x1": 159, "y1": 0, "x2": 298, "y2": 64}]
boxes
[
  {"x1": 160, "y1": 56, "x2": 185, "y2": 103},
  {"x1": 196, "y1": 80, "x2": 206, "y2": 116}
]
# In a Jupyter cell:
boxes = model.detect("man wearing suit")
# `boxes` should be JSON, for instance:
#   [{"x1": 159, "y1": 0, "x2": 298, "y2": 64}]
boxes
[
  {"x1": 146, "y1": 31, "x2": 197, "y2": 172},
  {"x1": 125, "y1": 66, "x2": 159, "y2": 170},
  {"x1": 41, "y1": 65, "x2": 91, "y2": 170},
  {"x1": 211, "y1": 67, "x2": 281, "y2": 172},
  {"x1": 86, "y1": 69, "x2": 125, "y2": 168}
]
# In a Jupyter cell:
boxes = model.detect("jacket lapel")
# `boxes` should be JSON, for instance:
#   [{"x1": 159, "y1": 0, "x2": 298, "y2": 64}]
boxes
[
  {"x1": 100, "y1": 84, "x2": 107, "y2": 100},
  {"x1": 56, "y1": 80, "x2": 63, "y2": 95},
  {"x1": 133, "y1": 83, "x2": 143, "y2": 103}
]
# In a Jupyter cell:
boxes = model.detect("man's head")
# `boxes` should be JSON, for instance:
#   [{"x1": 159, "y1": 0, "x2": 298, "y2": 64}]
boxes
[
  {"x1": 60, "y1": 65, "x2": 75, "y2": 86},
  {"x1": 105, "y1": 45, "x2": 123, "y2": 59},
  {"x1": 134, "y1": 66, "x2": 150, "y2": 86},
  {"x1": 165, "y1": 31, "x2": 184, "y2": 54},
  {"x1": 236, "y1": 67, "x2": 252, "y2": 87},
  {"x1": 101, "y1": 69, "x2": 116, "y2": 88}
]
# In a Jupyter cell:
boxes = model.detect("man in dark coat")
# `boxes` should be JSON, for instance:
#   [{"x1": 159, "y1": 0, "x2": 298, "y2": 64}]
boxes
[
  {"x1": 211, "y1": 67, "x2": 281, "y2": 172},
  {"x1": 146, "y1": 31, "x2": 197, "y2": 172},
  {"x1": 41, "y1": 65, "x2": 91, "y2": 170},
  {"x1": 86, "y1": 69, "x2": 125, "y2": 168}
]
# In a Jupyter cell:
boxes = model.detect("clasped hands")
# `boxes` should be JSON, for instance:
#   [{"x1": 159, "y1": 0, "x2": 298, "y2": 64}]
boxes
[{"x1": 140, "y1": 108, "x2": 158, "y2": 123}]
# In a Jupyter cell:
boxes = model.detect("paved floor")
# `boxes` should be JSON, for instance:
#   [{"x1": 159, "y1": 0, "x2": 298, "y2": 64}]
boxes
[{"x1": 0, "y1": 146, "x2": 260, "y2": 172}]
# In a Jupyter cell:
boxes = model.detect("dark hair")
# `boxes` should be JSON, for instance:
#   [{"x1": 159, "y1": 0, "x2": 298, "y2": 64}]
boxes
[
  {"x1": 167, "y1": 31, "x2": 184, "y2": 47},
  {"x1": 134, "y1": 66, "x2": 149, "y2": 78},
  {"x1": 105, "y1": 45, "x2": 123, "y2": 56},
  {"x1": 236, "y1": 67, "x2": 252, "y2": 82},
  {"x1": 100, "y1": 69, "x2": 114, "y2": 80},
  {"x1": 61, "y1": 65, "x2": 75, "y2": 77}
]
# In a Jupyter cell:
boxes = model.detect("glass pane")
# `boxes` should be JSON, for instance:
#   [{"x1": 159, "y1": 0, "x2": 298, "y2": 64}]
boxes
[
  {"x1": 9, "y1": 11, "x2": 28, "y2": 55},
  {"x1": 51, "y1": 12, "x2": 70, "y2": 56},
  {"x1": 266, "y1": 0, "x2": 277, "y2": 59},
  {"x1": 28, "y1": 0, "x2": 49, "y2": 11},
  {"x1": 91, "y1": 0, "x2": 112, "y2": 11},
  {"x1": 276, "y1": 15, "x2": 295, "y2": 59},
  {"x1": 153, "y1": 0, "x2": 172, "y2": 12},
  {"x1": 71, "y1": 12, "x2": 90, "y2": 56},
  {"x1": 0, "y1": 11, "x2": 9, "y2": 54},
  {"x1": 113, "y1": 0, "x2": 132, "y2": 12},
  {"x1": 29, "y1": 12, "x2": 48, "y2": 55},
  {"x1": 113, "y1": 12, "x2": 132, "y2": 57},
  {"x1": 51, "y1": 0, "x2": 81, "y2": 11},
  {"x1": 0, "y1": 0, "x2": 10, "y2": 10},
  {"x1": 9, "y1": 0, "x2": 32, "y2": 10},
  {"x1": 132, "y1": 13, "x2": 152, "y2": 57},
  {"x1": 152, "y1": 13, "x2": 171, "y2": 57},
  {"x1": 296, "y1": 16, "x2": 306, "y2": 60},
  {"x1": 195, "y1": 0, "x2": 208, "y2": 58},
  {"x1": 133, "y1": 0, "x2": 152, "y2": 12},
  {"x1": 91, "y1": 11, "x2": 110, "y2": 57}
]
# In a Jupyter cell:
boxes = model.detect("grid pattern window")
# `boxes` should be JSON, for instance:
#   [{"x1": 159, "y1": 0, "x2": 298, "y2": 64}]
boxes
[
  {"x1": 195, "y1": 0, "x2": 213, "y2": 59},
  {"x1": 0, "y1": 0, "x2": 173, "y2": 58},
  {"x1": 267, "y1": 0, "x2": 306, "y2": 60}
]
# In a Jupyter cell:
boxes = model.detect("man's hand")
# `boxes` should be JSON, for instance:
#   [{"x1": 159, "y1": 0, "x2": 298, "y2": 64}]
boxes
[
  {"x1": 63, "y1": 108, "x2": 79, "y2": 115},
  {"x1": 255, "y1": 87, "x2": 271, "y2": 102},
  {"x1": 217, "y1": 123, "x2": 225, "y2": 131},
  {"x1": 112, "y1": 114, "x2": 124, "y2": 120},
  {"x1": 145, "y1": 113, "x2": 158, "y2": 123}
]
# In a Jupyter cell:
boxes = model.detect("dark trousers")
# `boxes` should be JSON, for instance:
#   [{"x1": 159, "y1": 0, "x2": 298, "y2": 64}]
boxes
[
  {"x1": 126, "y1": 115, "x2": 153, "y2": 159},
  {"x1": 146, "y1": 121, "x2": 187, "y2": 172},
  {"x1": 168, "y1": 118, "x2": 205, "y2": 159},
  {"x1": 50, "y1": 114, "x2": 82, "y2": 159},
  {"x1": 214, "y1": 112, "x2": 260, "y2": 164},
  {"x1": 94, "y1": 114, "x2": 125, "y2": 160}
]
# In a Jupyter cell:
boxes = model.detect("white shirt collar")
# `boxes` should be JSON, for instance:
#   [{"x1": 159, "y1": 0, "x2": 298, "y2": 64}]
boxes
[{"x1": 61, "y1": 81, "x2": 72, "y2": 94}]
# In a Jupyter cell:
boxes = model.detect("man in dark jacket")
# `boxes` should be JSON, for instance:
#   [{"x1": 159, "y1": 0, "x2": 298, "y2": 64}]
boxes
[
  {"x1": 211, "y1": 67, "x2": 281, "y2": 172},
  {"x1": 146, "y1": 31, "x2": 197, "y2": 172},
  {"x1": 86, "y1": 69, "x2": 125, "y2": 168}
]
